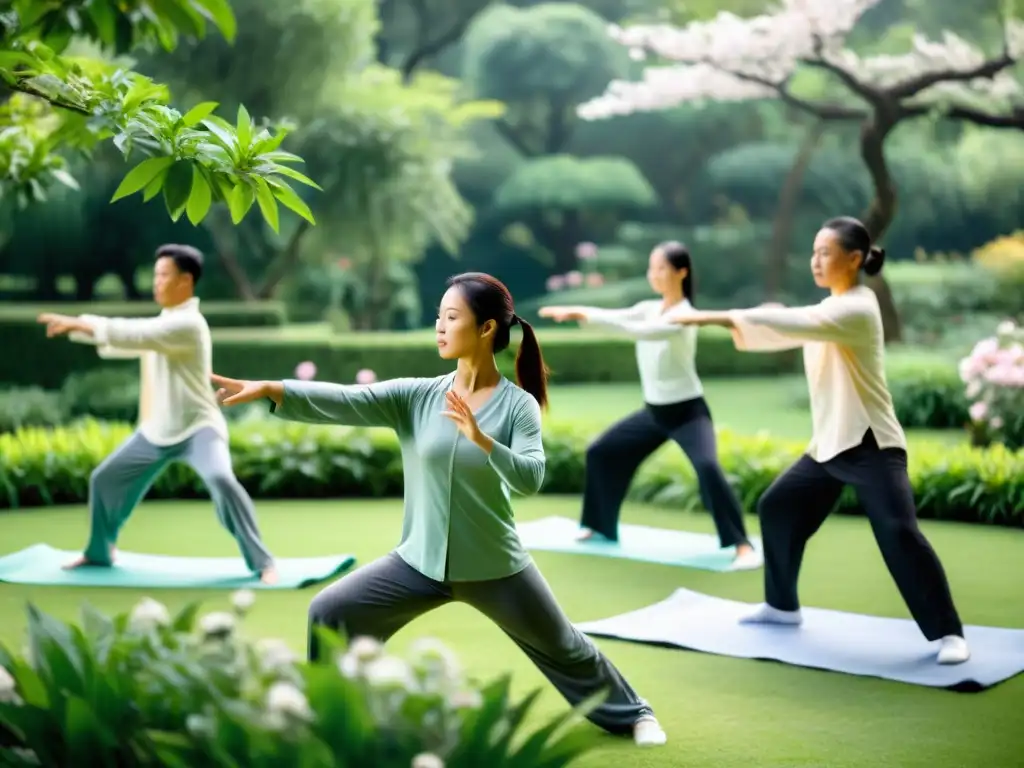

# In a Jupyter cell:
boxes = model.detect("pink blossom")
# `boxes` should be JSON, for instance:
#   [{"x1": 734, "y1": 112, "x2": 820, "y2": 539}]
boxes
[
  {"x1": 575, "y1": 242, "x2": 599, "y2": 260},
  {"x1": 585, "y1": 272, "x2": 604, "y2": 287},
  {"x1": 991, "y1": 416, "x2": 1005, "y2": 429},
  {"x1": 969, "y1": 401, "x2": 988, "y2": 422},
  {"x1": 965, "y1": 380, "x2": 982, "y2": 399},
  {"x1": 356, "y1": 368, "x2": 377, "y2": 385},
  {"x1": 337, "y1": 257, "x2": 352, "y2": 270},
  {"x1": 546, "y1": 275, "x2": 566, "y2": 292},
  {"x1": 295, "y1": 361, "x2": 317, "y2": 381},
  {"x1": 565, "y1": 270, "x2": 584, "y2": 287}
]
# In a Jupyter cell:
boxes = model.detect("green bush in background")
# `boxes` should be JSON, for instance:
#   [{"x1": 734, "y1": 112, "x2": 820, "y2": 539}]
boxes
[{"x1": 2, "y1": 419, "x2": 1019, "y2": 526}]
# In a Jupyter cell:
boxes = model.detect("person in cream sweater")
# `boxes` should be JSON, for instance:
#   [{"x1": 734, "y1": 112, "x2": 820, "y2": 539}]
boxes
[
  {"x1": 667, "y1": 216, "x2": 970, "y2": 666},
  {"x1": 37, "y1": 244, "x2": 278, "y2": 585}
]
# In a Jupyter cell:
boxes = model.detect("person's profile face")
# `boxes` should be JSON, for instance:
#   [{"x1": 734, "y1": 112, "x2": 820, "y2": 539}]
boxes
[
  {"x1": 810, "y1": 228, "x2": 860, "y2": 289},
  {"x1": 435, "y1": 286, "x2": 491, "y2": 360}
]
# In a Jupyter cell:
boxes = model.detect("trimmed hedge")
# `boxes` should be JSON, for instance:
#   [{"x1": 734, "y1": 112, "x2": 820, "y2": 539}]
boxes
[
  {"x1": 205, "y1": 325, "x2": 800, "y2": 384},
  {"x1": 2, "y1": 419, "x2": 1020, "y2": 527},
  {"x1": 0, "y1": 301, "x2": 288, "y2": 388}
]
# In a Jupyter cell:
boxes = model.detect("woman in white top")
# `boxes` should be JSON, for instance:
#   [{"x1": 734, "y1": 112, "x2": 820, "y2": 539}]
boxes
[
  {"x1": 540, "y1": 242, "x2": 761, "y2": 570},
  {"x1": 667, "y1": 216, "x2": 970, "y2": 665}
]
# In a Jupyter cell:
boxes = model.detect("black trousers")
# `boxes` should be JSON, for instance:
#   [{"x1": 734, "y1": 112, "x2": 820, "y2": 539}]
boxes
[
  {"x1": 757, "y1": 431, "x2": 964, "y2": 641},
  {"x1": 308, "y1": 552, "x2": 654, "y2": 735},
  {"x1": 580, "y1": 397, "x2": 750, "y2": 548}
]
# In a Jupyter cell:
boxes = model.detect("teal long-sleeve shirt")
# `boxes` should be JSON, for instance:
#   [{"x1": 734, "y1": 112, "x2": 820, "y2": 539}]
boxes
[{"x1": 271, "y1": 372, "x2": 544, "y2": 582}]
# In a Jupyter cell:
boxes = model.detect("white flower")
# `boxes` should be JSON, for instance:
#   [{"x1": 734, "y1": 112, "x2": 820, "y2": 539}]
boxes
[
  {"x1": 447, "y1": 688, "x2": 483, "y2": 710},
  {"x1": 997, "y1": 320, "x2": 1016, "y2": 336},
  {"x1": 231, "y1": 589, "x2": 256, "y2": 615},
  {"x1": 408, "y1": 638, "x2": 462, "y2": 686},
  {"x1": 411, "y1": 753, "x2": 445, "y2": 768},
  {"x1": 199, "y1": 611, "x2": 237, "y2": 639},
  {"x1": 266, "y1": 681, "x2": 313, "y2": 722},
  {"x1": 128, "y1": 598, "x2": 171, "y2": 633},
  {"x1": 363, "y1": 655, "x2": 414, "y2": 690},
  {"x1": 256, "y1": 638, "x2": 298, "y2": 672},
  {"x1": 337, "y1": 652, "x2": 360, "y2": 679},
  {"x1": 0, "y1": 665, "x2": 19, "y2": 704},
  {"x1": 349, "y1": 636, "x2": 383, "y2": 662}
]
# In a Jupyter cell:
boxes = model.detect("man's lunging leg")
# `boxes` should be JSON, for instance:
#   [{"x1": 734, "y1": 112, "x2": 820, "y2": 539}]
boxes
[
  {"x1": 69, "y1": 432, "x2": 171, "y2": 569},
  {"x1": 182, "y1": 428, "x2": 277, "y2": 583}
]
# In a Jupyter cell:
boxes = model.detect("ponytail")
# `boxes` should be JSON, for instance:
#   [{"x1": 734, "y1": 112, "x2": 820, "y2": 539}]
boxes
[{"x1": 514, "y1": 317, "x2": 550, "y2": 410}]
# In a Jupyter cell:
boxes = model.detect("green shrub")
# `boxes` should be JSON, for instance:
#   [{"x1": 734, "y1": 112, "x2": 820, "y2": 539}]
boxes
[
  {"x1": 60, "y1": 368, "x2": 141, "y2": 423},
  {"x1": 0, "y1": 301, "x2": 288, "y2": 388},
  {"x1": 0, "y1": 593, "x2": 598, "y2": 767},
  {"x1": 0, "y1": 387, "x2": 66, "y2": 433},
  {"x1": 1, "y1": 419, "x2": 1020, "y2": 526}
]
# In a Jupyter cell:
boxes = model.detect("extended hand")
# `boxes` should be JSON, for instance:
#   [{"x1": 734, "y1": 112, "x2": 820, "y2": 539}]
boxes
[
  {"x1": 37, "y1": 313, "x2": 80, "y2": 337},
  {"x1": 538, "y1": 306, "x2": 585, "y2": 322},
  {"x1": 211, "y1": 374, "x2": 273, "y2": 406},
  {"x1": 442, "y1": 390, "x2": 485, "y2": 444}
]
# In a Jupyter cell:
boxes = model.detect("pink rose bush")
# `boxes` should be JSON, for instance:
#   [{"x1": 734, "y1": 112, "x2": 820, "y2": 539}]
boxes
[{"x1": 958, "y1": 320, "x2": 1024, "y2": 449}]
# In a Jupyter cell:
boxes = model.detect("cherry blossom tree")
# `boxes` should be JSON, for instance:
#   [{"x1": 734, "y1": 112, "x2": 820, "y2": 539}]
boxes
[{"x1": 577, "y1": 0, "x2": 1024, "y2": 341}]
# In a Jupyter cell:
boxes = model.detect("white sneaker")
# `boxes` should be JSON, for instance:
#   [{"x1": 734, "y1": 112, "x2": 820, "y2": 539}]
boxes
[
  {"x1": 937, "y1": 635, "x2": 970, "y2": 665},
  {"x1": 731, "y1": 548, "x2": 764, "y2": 571},
  {"x1": 739, "y1": 603, "x2": 803, "y2": 626},
  {"x1": 633, "y1": 715, "x2": 667, "y2": 747}
]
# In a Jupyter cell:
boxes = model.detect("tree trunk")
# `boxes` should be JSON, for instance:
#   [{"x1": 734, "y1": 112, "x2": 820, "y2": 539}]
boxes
[
  {"x1": 204, "y1": 209, "x2": 257, "y2": 301},
  {"x1": 858, "y1": 120, "x2": 902, "y2": 343},
  {"x1": 73, "y1": 273, "x2": 99, "y2": 301},
  {"x1": 118, "y1": 267, "x2": 143, "y2": 299},
  {"x1": 255, "y1": 220, "x2": 312, "y2": 299},
  {"x1": 766, "y1": 120, "x2": 826, "y2": 299}
]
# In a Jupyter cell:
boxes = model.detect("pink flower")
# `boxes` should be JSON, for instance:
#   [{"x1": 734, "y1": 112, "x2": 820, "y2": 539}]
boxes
[
  {"x1": 966, "y1": 380, "x2": 982, "y2": 399},
  {"x1": 295, "y1": 361, "x2": 317, "y2": 381},
  {"x1": 585, "y1": 272, "x2": 604, "y2": 287},
  {"x1": 337, "y1": 257, "x2": 353, "y2": 270},
  {"x1": 565, "y1": 270, "x2": 583, "y2": 287},
  {"x1": 356, "y1": 368, "x2": 376, "y2": 385},
  {"x1": 575, "y1": 242, "x2": 598, "y2": 260},
  {"x1": 969, "y1": 401, "x2": 988, "y2": 422},
  {"x1": 991, "y1": 416, "x2": 1004, "y2": 429},
  {"x1": 546, "y1": 275, "x2": 566, "y2": 292}
]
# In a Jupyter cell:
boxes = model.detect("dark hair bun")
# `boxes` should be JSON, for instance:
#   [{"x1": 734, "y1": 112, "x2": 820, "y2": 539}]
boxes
[{"x1": 863, "y1": 245, "x2": 885, "y2": 276}]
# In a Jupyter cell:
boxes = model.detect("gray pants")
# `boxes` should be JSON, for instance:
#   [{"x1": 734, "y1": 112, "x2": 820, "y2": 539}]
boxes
[
  {"x1": 83, "y1": 427, "x2": 273, "y2": 573},
  {"x1": 308, "y1": 552, "x2": 654, "y2": 735}
]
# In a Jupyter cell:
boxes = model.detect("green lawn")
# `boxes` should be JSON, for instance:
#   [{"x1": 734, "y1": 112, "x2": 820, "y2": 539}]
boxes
[
  {"x1": 1, "y1": 497, "x2": 1021, "y2": 767},
  {"x1": 546, "y1": 379, "x2": 963, "y2": 446}
]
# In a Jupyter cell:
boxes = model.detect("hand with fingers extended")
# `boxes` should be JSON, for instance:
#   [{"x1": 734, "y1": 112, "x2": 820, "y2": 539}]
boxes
[
  {"x1": 442, "y1": 390, "x2": 492, "y2": 452},
  {"x1": 37, "y1": 312, "x2": 85, "y2": 338},
  {"x1": 211, "y1": 374, "x2": 283, "y2": 407},
  {"x1": 537, "y1": 306, "x2": 587, "y2": 323}
]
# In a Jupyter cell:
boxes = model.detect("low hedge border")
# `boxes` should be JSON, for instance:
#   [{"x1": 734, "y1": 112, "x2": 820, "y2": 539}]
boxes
[{"x1": 2, "y1": 419, "x2": 1020, "y2": 527}]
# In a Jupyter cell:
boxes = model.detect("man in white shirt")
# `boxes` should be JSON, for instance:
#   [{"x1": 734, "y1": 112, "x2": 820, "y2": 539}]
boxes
[{"x1": 37, "y1": 244, "x2": 278, "y2": 585}]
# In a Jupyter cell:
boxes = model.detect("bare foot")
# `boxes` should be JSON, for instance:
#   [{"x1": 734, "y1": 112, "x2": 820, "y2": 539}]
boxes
[
  {"x1": 260, "y1": 565, "x2": 279, "y2": 585},
  {"x1": 575, "y1": 528, "x2": 596, "y2": 541}
]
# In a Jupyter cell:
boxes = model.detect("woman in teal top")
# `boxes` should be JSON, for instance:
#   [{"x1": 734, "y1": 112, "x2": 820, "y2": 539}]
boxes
[{"x1": 212, "y1": 272, "x2": 667, "y2": 748}]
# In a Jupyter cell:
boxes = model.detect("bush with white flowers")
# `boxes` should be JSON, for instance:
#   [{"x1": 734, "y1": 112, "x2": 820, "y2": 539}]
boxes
[
  {"x1": 958, "y1": 320, "x2": 1024, "y2": 450},
  {"x1": 0, "y1": 592, "x2": 600, "y2": 767}
]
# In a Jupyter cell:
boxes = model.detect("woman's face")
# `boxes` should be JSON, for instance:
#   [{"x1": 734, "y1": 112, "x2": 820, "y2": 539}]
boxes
[
  {"x1": 810, "y1": 228, "x2": 861, "y2": 289},
  {"x1": 646, "y1": 248, "x2": 687, "y2": 296},
  {"x1": 435, "y1": 285, "x2": 491, "y2": 360}
]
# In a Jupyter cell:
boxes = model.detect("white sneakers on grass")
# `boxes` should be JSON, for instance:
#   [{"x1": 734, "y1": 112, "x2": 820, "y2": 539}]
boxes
[
  {"x1": 633, "y1": 715, "x2": 668, "y2": 747},
  {"x1": 739, "y1": 603, "x2": 972, "y2": 665}
]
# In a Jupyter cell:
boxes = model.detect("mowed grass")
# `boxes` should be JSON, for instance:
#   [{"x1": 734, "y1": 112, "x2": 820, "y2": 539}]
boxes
[{"x1": 0, "y1": 497, "x2": 1021, "y2": 767}]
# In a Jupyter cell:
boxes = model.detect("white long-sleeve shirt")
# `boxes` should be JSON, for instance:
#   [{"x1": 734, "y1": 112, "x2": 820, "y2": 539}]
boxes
[
  {"x1": 69, "y1": 297, "x2": 227, "y2": 446},
  {"x1": 728, "y1": 285, "x2": 905, "y2": 462},
  {"x1": 580, "y1": 299, "x2": 703, "y2": 405}
]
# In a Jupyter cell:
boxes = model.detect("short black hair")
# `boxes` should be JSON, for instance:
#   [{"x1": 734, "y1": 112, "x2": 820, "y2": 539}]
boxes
[{"x1": 155, "y1": 244, "x2": 203, "y2": 284}]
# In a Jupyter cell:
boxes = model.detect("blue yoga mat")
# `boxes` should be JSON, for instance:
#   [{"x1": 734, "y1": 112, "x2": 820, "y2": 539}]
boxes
[
  {"x1": 516, "y1": 516, "x2": 762, "y2": 572},
  {"x1": 577, "y1": 588, "x2": 1024, "y2": 690},
  {"x1": 0, "y1": 544, "x2": 356, "y2": 591}
]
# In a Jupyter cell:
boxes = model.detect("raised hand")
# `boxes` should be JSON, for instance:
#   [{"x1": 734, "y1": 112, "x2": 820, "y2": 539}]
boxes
[
  {"x1": 538, "y1": 306, "x2": 586, "y2": 322},
  {"x1": 441, "y1": 390, "x2": 484, "y2": 444},
  {"x1": 211, "y1": 374, "x2": 276, "y2": 407},
  {"x1": 37, "y1": 313, "x2": 80, "y2": 337}
]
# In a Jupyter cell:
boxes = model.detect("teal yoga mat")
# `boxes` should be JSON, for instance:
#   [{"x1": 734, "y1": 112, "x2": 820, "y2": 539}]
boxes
[
  {"x1": 0, "y1": 544, "x2": 356, "y2": 590},
  {"x1": 516, "y1": 516, "x2": 762, "y2": 572}
]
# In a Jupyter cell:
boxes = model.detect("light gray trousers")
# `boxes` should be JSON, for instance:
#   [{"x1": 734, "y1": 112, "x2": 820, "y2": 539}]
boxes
[
  {"x1": 308, "y1": 552, "x2": 654, "y2": 735},
  {"x1": 83, "y1": 427, "x2": 273, "y2": 573}
]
